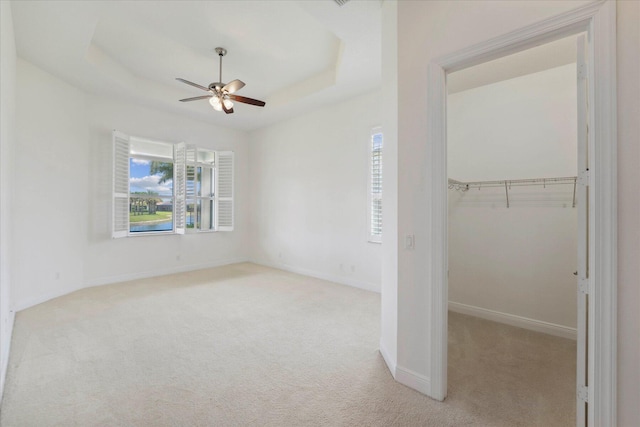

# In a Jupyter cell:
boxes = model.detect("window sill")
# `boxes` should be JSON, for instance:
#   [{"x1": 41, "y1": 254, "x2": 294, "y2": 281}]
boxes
[{"x1": 128, "y1": 230, "x2": 175, "y2": 237}]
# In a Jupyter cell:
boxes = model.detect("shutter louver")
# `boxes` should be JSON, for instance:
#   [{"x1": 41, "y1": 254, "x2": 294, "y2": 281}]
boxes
[
  {"x1": 370, "y1": 131, "x2": 383, "y2": 241},
  {"x1": 216, "y1": 151, "x2": 234, "y2": 231},
  {"x1": 173, "y1": 142, "x2": 187, "y2": 234},
  {"x1": 112, "y1": 130, "x2": 130, "y2": 238}
]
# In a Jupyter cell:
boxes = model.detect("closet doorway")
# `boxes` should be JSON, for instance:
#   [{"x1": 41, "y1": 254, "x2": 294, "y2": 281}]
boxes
[
  {"x1": 425, "y1": 4, "x2": 617, "y2": 426},
  {"x1": 446, "y1": 34, "x2": 586, "y2": 425}
]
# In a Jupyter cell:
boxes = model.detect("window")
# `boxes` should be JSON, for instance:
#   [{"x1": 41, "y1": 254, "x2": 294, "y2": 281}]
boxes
[
  {"x1": 185, "y1": 147, "x2": 235, "y2": 232},
  {"x1": 112, "y1": 131, "x2": 233, "y2": 238},
  {"x1": 129, "y1": 140, "x2": 175, "y2": 234},
  {"x1": 369, "y1": 128, "x2": 383, "y2": 242}
]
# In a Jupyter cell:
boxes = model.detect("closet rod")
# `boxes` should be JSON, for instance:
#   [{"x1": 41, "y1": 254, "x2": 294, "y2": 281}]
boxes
[
  {"x1": 448, "y1": 176, "x2": 577, "y2": 189},
  {"x1": 448, "y1": 176, "x2": 578, "y2": 208}
]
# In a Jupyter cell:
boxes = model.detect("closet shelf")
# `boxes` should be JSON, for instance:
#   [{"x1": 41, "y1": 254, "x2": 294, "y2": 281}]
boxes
[{"x1": 448, "y1": 176, "x2": 578, "y2": 208}]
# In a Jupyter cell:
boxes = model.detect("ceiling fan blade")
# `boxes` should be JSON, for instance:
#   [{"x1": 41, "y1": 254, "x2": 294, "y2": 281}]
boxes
[
  {"x1": 179, "y1": 95, "x2": 213, "y2": 102},
  {"x1": 176, "y1": 78, "x2": 210, "y2": 92},
  {"x1": 229, "y1": 94, "x2": 266, "y2": 107},
  {"x1": 222, "y1": 79, "x2": 246, "y2": 94}
]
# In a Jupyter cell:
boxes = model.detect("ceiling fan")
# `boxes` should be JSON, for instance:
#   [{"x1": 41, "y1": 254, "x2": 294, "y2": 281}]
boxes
[{"x1": 176, "y1": 47, "x2": 266, "y2": 114}]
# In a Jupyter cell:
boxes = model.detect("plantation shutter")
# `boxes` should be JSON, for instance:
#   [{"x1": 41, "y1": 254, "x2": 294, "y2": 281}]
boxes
[
  {"x1": 112, "y1": 130, "x2": 130, "y2": 238},
  {"x1": 173, "y1": 142, "x2": 187, "y2": 234},
  {"x1": 215, "y1": 151, "x2": 234, "y2": 231},
  {"x1": 370, "y1": 130, "x2": 383, "y2": 242},
  {"x1": 185, "y1": 145, "x2": 197, "y2": 231}
]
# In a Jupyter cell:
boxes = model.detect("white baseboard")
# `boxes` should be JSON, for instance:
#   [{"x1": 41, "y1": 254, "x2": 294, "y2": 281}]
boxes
[
  {"x1": 14, "y1": 257, "x2": 249, "y2": 312},
  {"x1": 0, "y1": 310, "x2": 15, "y2": 404},
  {"x1": 395, "y1": 365, "x2": 432, "y2": 396},
  {"x1": 449, "y1": 301, "x2": 577, "y2": 340},
  {"x1": 379, "y1": 339, "x2": 397, "y2": 379},
  {"x1": 252, "y1": 259, "x2": 380, "y2": 294}
]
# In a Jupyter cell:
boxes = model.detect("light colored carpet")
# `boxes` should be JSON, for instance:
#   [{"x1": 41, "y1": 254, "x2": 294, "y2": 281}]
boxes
[{"x1": 0, "y1": 263, "x2": 575, "y2": 426}]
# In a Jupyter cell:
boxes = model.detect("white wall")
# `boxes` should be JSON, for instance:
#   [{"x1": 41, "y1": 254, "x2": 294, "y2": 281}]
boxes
[
  {"x1": 13, "y1": 59, "x2": 250, "y2": 310},
  {"x1": 14, "y1": 59, "x2": 89, "y2": 310},
  {"x1": 0, "y1": 0, "x2": 17, "y2": 399},
  {"x1": 249, "y1": 90, "x2": 382, "y2": 292},
  {"x1": 448, "y1": 64, "x2": 577, "y2": 182},
  {"x1": 389, "y1": 1, "x2": 639, "y2": 423},
  {"x1": 383, "y1": 0, "x2": 593, "y2": 398},
  {"x1": 448, "y1": 64, "x2": 578, "y2": 334}
]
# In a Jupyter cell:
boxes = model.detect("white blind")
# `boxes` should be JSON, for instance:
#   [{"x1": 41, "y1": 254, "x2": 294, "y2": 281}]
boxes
[
  {"x1": 370, "y1": 130, "x2": 383, "y2": 241},
  {"x1": 216, "y1": 151, "x2": 234, "y2": 231},
  {"x1": 173, "y1": 142, "x2": 186, "y2": 234},
  {"x1": 112, "y1": 130, "x2": 130, "y2": 238}
]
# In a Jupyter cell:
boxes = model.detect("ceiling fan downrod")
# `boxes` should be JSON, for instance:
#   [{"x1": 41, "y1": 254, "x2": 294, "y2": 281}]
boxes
[{"x1": 215, "y1": 47, "x2": 227, "y2": 88}]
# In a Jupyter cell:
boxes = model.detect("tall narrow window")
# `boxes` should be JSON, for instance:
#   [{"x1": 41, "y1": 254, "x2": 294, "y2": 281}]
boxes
[{"x1": 369, "y1": 128, "x2": 383, "y2": 242}]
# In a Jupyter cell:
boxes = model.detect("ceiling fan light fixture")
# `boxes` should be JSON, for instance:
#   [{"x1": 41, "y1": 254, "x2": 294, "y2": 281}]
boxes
[
  {"x1": 223, "y1": 98, "x2": 233, "y2": 110},
  {"x1": 209, "y1": 96, "x2": 223, "y2": 111}
]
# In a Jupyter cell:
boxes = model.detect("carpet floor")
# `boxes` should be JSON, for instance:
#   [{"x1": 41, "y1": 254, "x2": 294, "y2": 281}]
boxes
[{"x1": 0, "y1": 263, "x2": 575, "y2": 426}]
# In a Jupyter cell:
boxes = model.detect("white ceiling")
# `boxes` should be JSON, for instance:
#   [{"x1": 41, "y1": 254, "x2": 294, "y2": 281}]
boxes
[{"x1": 11, "y1": 0, "x2": 382, "y2": 131}]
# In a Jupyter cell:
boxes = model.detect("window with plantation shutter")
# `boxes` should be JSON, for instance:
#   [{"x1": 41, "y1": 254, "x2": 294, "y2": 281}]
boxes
[
  {"x1": 111, "y1": 131, "x2": 234, "y2": 237},
  {"x1": 113, "y1": 132, "x2": 176, "y2": 236},
  {"x1": 112, "y1": 130, "x2": 130, "y2": 238},
  {"x1": 369, "y1": 128, "x2": 383, "y2": 242},
  {"x1": 216, "y1": 151, "x2": 234, "y2": 231}
]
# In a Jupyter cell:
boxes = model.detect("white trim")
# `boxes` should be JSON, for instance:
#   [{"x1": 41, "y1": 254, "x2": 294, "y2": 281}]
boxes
[
  {"x1": 253, "y1": 259, "x2": 380, "y2": 294},
  {"x1": 0, "y1": 310, "x2": 15, "y2": 403},
  {"x1": 427, "y1": 59, "x2": 448, "y2": 402},
  {"x1": 379, "y1": 339, "x2": 397, "y2": 378},
  {"x1": 449, "y1": 301, "x2": 577, "y2": 340},
  {"x1": 395, "y1": 366, "x2": 432, "y2": 396},
  {"x1": 13, "y1": 257, "x2": 248, "y2": 312},
  {"x1": 589, "y1": 2, "x2": 617, "y2": 424},
  {"x1": 426, "y1": 1, "x2": 616, "y2": 425}
]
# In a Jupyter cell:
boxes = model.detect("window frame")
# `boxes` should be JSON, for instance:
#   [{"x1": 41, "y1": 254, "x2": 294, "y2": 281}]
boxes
[
  {"x1": 128, "y1": 151, "x2": 176, "y2": 236},
  {"x1": 186, "y1": 147, "x2": 218, "y2": 233}
]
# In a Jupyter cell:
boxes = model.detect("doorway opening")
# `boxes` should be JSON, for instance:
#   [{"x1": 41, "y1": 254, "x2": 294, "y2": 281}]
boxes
[
  {"x1": 425, "y1": 3, "x2": 617, "y2": 426},
  {"x1": 446, "y1": 33, "x2": 582, "y2": 425}
]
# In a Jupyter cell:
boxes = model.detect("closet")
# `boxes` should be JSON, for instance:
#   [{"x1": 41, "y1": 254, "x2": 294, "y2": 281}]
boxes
[
  {"x1": 446, "y1": 35, "x2": 580, "y2": 424},
  {"x1": 447, "y1": 43, "x2": 578, "y2": 337}
]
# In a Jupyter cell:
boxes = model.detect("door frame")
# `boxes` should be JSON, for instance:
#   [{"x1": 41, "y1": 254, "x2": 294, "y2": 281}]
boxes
[{"x1": 426, "y1": 1, "x2": 616, "y2": 425}]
